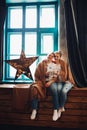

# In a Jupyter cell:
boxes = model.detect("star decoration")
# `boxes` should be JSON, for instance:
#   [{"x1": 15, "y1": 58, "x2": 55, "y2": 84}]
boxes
[{"x1": 5, "y1": 50, "x2": 38, "y2": 80}]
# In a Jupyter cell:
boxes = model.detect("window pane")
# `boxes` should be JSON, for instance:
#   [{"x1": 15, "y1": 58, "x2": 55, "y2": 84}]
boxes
[
  {"x1": 8, "y1": 7, "x2": 22, "y2": 28},
  {"x1": 25, "y1": 6, "x2": 37, "y2": 28},
  {"x1": 8, "y1": 33, "x2": 22, "y2": 55},
  {"x1": 25, "y1": 33, "x2": 37, "y2": 55},
  {"x1": 9, "y1": 66, "x2": 16, "y2": 78},
  {"x1": 41, "y1": 33, "x2": 54, "y2": 54},
  {"x1": 6, "y1": 56, "x2": 20, "y2": 78},
  {"x1": 40, "y1": 5, "x2": 55, "y2": 28}
]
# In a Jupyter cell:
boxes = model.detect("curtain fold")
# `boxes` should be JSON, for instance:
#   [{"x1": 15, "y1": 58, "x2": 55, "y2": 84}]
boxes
[
  {"x1": 0, "y1": 0, "x2": 6, "y2": 82},
  {"x1": 64, "y1": 0, "x2": 87, "y2": 87}
]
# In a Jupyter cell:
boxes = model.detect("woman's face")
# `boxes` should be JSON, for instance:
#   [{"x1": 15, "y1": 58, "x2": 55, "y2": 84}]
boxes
[
  {"x1": 47, "y1": 53, "x2": 55, "y2": 61},
  {"x1": 54, "y1": 52, "x2": 61, "y2": 61}
]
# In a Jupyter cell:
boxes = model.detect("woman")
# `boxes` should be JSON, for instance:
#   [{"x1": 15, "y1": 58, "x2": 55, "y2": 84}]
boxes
[
  {"x1": 30, "y1": 51, "x2": 74, "y2": 121},
  {"x1": 47, "y1": 51, "x2": 74, "y2": 121},
  {"x1": 30, "y1": 52, "x2": 57, "y2": 120}
]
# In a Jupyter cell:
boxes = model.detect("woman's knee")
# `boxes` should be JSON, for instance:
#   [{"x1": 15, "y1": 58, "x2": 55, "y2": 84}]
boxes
[
  {"x1": 62, "y1": 83, "x2": 72, "y2": 93},
  {"x1": 57, "y1": 83, "x2": 63, "y2": 92},
  {"x1": 50, "y1": 83, "x2": 57, "y2": 92}
]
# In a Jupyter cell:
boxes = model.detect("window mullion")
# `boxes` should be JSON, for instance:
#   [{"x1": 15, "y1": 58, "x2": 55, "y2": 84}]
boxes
[
  {"x1": 22, "y1": 6, "x2": 25, "y2": 51},
  {"x1": 37, "y1": 4, "x2": 40, "y2": 55}
]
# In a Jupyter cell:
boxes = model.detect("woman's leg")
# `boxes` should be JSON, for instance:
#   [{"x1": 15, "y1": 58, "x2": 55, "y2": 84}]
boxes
[
  {"x1": 31, "y1": 98, "x2": 38, "y2": 110},
  {"x1": 49, "y1": 82, "x2": 59, "y2": 109},
  {"x1": 49, "y1": 82, "x2": 60, "y2": 121},
  {"x1": 59, "y1": 82, "x2": 73, "y2": 108},
  {"x1": 57, "y1": 83, "x2": 65, "y2": 114},
  {"x1": 57, "y1": 82, "x2": 64, "y2": 106},
  {"x1": 30, "y1": 85, "x2": 39, "y2": 120},
  {"x1": 30, "y1": 98, "x2": 38, "y2": 120}
]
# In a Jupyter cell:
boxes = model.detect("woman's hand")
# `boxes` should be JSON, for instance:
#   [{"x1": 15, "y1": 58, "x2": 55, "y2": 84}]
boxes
[{"x1": 45, "y1": 78, "x2": 57, "y2": 87}]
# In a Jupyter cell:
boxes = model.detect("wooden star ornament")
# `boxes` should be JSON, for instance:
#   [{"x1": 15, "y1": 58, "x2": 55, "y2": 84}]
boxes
[{"x1": 5, "y1": 50, "x2": 38, "y2": 80}]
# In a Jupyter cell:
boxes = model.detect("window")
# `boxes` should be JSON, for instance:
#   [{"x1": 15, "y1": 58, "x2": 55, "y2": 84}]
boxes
[{"x1": 3, "y1": 2, "x2": 58, "y2": 83}]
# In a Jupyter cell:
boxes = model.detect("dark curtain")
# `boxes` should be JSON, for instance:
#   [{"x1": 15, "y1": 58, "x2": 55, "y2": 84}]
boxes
[
  {"x1": 0, "y1": 0, "x2": 6, "y2": 82},
  {"x1": 64, "y1": 0, "x2": 87, "y2": 87}
]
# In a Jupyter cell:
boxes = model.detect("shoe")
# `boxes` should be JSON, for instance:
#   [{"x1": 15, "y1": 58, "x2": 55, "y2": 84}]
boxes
[
  {"x1": 52, "y1": 110, "x2": 59, "y2": 121},
  {"x1": 30, "y1": 110, "x2": 37, "y2": 120},
  {"x1": 57, "y1": 110, "x2": 61, "y2": 118},
  {"x1": 60, "y1": 107, "x2": 65, "y2": 112}
]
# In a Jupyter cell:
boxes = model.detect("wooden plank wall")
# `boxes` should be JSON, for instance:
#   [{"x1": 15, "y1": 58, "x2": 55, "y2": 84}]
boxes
[{"x1": 0, "y1": 86, "x2": 87, "y2": 129}]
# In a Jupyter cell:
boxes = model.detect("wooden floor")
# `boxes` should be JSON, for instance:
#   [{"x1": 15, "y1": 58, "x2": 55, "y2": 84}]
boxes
[
  {"x1": 0, "y1": 84, "x2": 87, "y2": 129},
  {"x1": 0, "y1": 125, "x2": 78, "y2": 130}
]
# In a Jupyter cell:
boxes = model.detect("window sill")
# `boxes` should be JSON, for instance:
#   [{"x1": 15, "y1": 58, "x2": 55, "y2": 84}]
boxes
[{"x1": 0, "y1": 84, "x2": 31, "y2": 88}]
